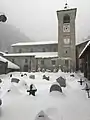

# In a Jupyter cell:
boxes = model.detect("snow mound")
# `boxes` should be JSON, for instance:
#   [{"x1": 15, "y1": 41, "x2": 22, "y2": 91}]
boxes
[
  {"x1": 10, "y1": 79, "x2": 29, "y2": 95},
  {"x1": 0, "y1": 78, "x2": 30, "y2": 98},
  {"x1": 45, "y1": 107, "x2": 58, "y2": 116}
]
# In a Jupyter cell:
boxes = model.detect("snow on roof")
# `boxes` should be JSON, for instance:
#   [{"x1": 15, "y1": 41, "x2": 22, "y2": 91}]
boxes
[
  {"x1": 0, "y1": 56, "x2": 20, "y2": 69},
  {"x1": 4, "y1": 53, "x2": 35, "y2": 57},
  {"x1": 52, "y1": 57, "x2": 72, "y2": 60},
  {"x1": 79, "y1": 41, "x2": 90, "y2": 58},
  {"x1": 4, "y1": 52, "x2": 58, "y2": 58},
  {"x1": 59, "y1": 57, "x2": 72, "y2": 60},
  {"x1": 35, "y1": 52, "x2": 58, "y2": 58},
  {"x1": 11, "y1": 41, "x2": 58, "y2": 47},
  {"x1": 0, "y1": 51, "x2": 5, "y2": 55},
  {"x1": 76, "y1": 39, "x2": 90, "y2": 46}
]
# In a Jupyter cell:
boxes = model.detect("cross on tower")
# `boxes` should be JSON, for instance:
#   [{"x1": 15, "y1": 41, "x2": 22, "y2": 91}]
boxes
[{"x1": 64, "y1": 0, "x2": 69, "y2": 9}]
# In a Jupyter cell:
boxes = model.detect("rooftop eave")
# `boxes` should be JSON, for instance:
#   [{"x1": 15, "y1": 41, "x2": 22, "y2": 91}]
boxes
[{"x1": 57, "y1": 8, "x2": 77, "y2": 18}]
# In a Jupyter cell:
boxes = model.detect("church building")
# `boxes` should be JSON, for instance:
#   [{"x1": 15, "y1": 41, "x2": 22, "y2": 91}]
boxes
[{"x1": 3, "y1": 4, "x2": 77, "y2": 72}]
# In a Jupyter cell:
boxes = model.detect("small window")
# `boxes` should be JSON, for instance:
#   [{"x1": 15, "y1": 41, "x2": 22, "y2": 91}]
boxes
[
  {"x1": 66, "y1": 50, "x2": 67, "y2": 53},
  {"x1": 31, "y1": 48, "x2": 33, "y2": 52},
  {"x1": 42, "y1": 48, "x2": 45, "y2": 52},
  {"x1": 29, "y1": 60, "x2": 31, "y2": 64},
  {"x1": 63, "y1": 14, "x2": 70, "y2": 23},
  {"x1": 52, "y1": 60, "x2": 56, "y2": 65},
  {"x1": 41, "y1": 59, "x2": 44, "y2": 65},
  {"x1": 65, "y1": 60, "x2": 69, "y2": 66},
  {"x1": 19, "y1": 49, "x2": 22, "y2": 53},
  {"x1": 54, "y1": 48, "x2": 57, "y2": 52},
  {"x1": 25, "y1": 59, "x2": 28, "y2": 63},
  {"x1": 12, "y1": 59, "x2": 14, "y2": 63}
]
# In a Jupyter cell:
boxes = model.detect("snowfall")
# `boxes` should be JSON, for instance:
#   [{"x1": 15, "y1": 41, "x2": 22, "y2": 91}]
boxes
[{"x1": 0, "y1": 70, "x2": 90, "y2": 120}]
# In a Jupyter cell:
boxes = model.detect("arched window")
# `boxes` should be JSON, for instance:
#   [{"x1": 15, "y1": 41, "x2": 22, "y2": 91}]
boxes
[
  {"x1": 41, "y1": 59, "x2": 44, "y2": 65},
  {"x1": 63, "y1": 14, "x2": 70, "y2": 23},
  {"x1": 30, "y1": 48, "x2": 33, "y2": 52},
  {"x1": 66, "y1": 50, "x2": 67, "y2": 54},
  {"x1": 65, "y1": 60, "x2": 69, "y2": 66},
  {"x1": 25, "y1": 59, "x2": 28, "y2": 63},
  {"x1": 42, "y1": 48, "x2": 45, "y2": 52},
  {"x1": 54, "y1": 48, "x2": 57, "y2": 52},
  {"x1": 52, "y1": 60, "x2": 56, "y2": 65},
  {"x1": 12, "y1": 59, "x2": 14, "y2": 63}
]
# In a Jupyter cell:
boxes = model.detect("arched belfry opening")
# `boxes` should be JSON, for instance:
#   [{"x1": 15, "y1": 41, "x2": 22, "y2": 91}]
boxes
[{"x1": 63, "y1": 14, "x2": 70, "y2": 23}]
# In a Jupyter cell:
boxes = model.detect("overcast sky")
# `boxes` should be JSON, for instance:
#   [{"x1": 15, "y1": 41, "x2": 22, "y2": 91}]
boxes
[{"x1": 0, "y1": 0, "x2": 90, "y2": 43}]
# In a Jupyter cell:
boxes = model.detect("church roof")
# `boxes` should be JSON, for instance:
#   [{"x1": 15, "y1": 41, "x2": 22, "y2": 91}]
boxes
[
  {"x1": 79, "y1": 41, "x2": 90, "y2": 58},
  {"x1": 11, "y1": 41, "x2": 58, "y2": 47},
  {"x1": 57, "y1": 8, "x2": 77, "y2": 18}
]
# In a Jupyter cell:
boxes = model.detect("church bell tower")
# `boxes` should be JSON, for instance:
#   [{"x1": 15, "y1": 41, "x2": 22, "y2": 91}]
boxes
[{"x1": 57, "y1": 3, "x2": 77, "y2": 72}]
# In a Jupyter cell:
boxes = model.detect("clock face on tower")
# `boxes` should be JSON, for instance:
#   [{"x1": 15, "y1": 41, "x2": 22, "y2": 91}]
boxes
[{"x1": 63, "y1": 23, "x2": 70, "y2": 32}]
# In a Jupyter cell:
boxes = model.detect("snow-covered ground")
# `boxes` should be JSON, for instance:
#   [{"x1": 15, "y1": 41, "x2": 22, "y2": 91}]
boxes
[{"x1": 0, "y1": 71, "x2": 90, "y2": 120}]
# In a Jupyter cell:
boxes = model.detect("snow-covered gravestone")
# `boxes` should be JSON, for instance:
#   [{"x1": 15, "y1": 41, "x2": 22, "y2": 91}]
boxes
[
  {"x1": 37, "y1": 67, "x2": 41, "y2": 72},
  {"x1": 11, "y1": 78, "x2": 20, "y2": 83},
  {"x1": 70, "y1": 74, "x2": 74, "y2": 77},
  {"x1": 18, "y1": 80, "x2": 28, "y2": 89},
  {"x1": 0, "y1": 79, "x2": 2, "y2": 83},
  {"x1": 27, "y1": 84, "x2": 37, "y2": 96},
  {"x1": 56, "y1": 76, "x2": 66, "y2": 87},
  {"x1": 50, "y1": 82, "x2": 62, "y2": 93},
  {"x1": 24, "y1": 73, "x2": 27, "y2": 76},
  {"x1": 29, "y1": 75, "x2": 35, "y2": 79},
  {"x1": 53, "y1": 68, "x2": 58, "y2": 73},
  {"x1": 21, "y1": 74, "x2": 24, "y2": 77},
  {"x1": 0, "y1": 14, "x2": 7, "y2": 22},
  {"x1": 0, "y1": 99, "x2": 2, "y2": 106},
  {"x1": 10, "y1": 74, "x2": 12, "y2": 77},
  {"x1": 35, "y1": 110, "x2": 51, "y2": 120},
  {"x1": 78, "y1": 78, "x2": 84, "y2": 85},
  {"x1": 42, "y1": 68, "x2": 45, "y2": 72},
  {"x1": 43, "y1": 75, "x2": 49, "y2": 81}
]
